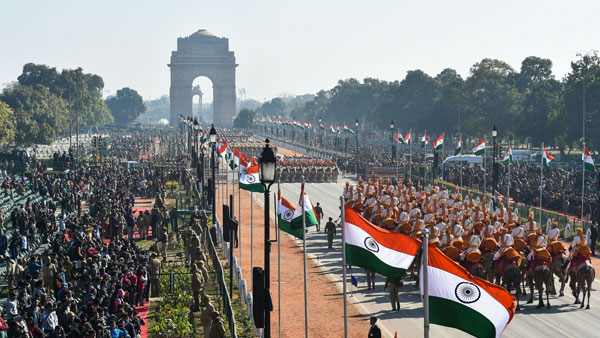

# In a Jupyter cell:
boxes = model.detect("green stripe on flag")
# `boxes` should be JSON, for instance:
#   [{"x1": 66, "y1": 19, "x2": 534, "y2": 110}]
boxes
[
  {"x1": 240, "y1": 183, "x2": 264, "y2": 193},
  {"x1": 346, "y1": 245, "x2": 407, "y2": 279},
  {"x1": 429, "y1": 296, "x2": 496, "y2": 338},
  {"x1": 279, "y1": 219, "x2": 304, "y2": 239}
]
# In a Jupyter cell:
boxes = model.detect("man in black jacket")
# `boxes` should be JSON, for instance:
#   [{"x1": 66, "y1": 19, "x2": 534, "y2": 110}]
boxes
[{"x1": 368, "y1": 316, "x2": 381, "y2": 338}]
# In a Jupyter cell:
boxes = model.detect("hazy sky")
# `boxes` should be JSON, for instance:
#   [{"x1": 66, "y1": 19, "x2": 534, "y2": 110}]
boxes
[{"x1": 1, "y1": 0, "x2": 599, "y2": 103}]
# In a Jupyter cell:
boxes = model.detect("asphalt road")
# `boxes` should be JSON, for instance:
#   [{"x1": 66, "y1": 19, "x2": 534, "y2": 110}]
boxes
[{"x1": 266, "y1": 176, "x2": 600, "y2": 338}]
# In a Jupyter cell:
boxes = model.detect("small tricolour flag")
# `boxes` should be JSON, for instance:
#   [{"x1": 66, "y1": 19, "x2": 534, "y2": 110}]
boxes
[
  {"x1": 432, "y1": 134, "x2": 444, "y2": 150},
  {"x1": 583, "y1": 147, "x2": 595, "y2": 171},
  {"x1": 473, "y1": 139, "x2": 486, "y2": 156},
  {"x1": 502, "y1": 146, "x2": 513, "y2": 165},
  {"x1": 330, "y1": 124, "x2": 336, "y2": 133},
  {"x1": 455, "y1": 136, "x2": 462, "y2": 155},
  {"x1": 542, "y1": 146, "x2": 554, "y2": 168},
  {"x1": 420, "y1": 245, "x2": 515, "y2": 338},
  {"x1": 395, "y1": 130, "x2": 403, "y2": 143},
  {"x1": 218, "y1": 140, "x2": 227, "y2": 159},
  {"x1": 239, "y1": 159, "x2": 264, "y2": 192},
  {"x1": 402, "y1": 131, "x2": 411, "y2": 145},
  {"x1": 344, "y1": 208, "x2": 420, "y2": 279},
  {"x1": 343, "y1": 123, "x2": 355, "y2": 134},
  {"x1": 421, "y1": 133, "x2": 430, "y2": 148}
]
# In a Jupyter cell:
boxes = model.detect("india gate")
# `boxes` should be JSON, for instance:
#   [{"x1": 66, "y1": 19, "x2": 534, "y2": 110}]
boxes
[{"x1": 169, "y1": 29, "x2": 236, "y2": 126}]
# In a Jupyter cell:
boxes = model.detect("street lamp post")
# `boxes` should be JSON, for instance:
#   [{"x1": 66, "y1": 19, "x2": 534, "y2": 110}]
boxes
[
  {"x1": 355, "y1": 119, "x2": 359, "y2": 177},
  {"x1": 209, "y1": 124, "x2": 217, "y2": 224},
  {"x1": 492, "y1": 123, "x2": 498, "y2": 209},
  {"x1": 258, "y1": 139, "x2": 277, "y2": 338}
]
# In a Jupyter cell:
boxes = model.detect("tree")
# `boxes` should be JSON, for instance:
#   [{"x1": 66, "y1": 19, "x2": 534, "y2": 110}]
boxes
[
  {"x1": 0, "y1": 85, "x2": 68, "y2": 144},
  {"x1": 0, "y1": 101, "x2": 16, "y2": 145},
  {"x1": 233, "y1": 109, "x2": 256, "y2": 129},
  {"x1": 106, "y1": 87, "x2": 146, "y2": 125}
]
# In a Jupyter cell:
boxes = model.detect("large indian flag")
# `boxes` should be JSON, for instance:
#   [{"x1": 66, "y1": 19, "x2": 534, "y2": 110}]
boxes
[
  {"x1": 343, "y1": 123, "x2": 355, "y2": 134},
  {"x1": 420, "y1": 246, "x2": 515, "y2": 338},
  {"x1": 344, "y1": 208, "x2": 420, "y2": 279},
  {"x1": 278, "y1": 191, "x2": 302, "y2": 239},
  {"x1": 421, "y1": 133, "x2": 430, "y2": 148},
  {"x1": 542, "y1": 146, "x2": 554, "y2": 168},
  {"x1": 395, "y1": 130, "x2": 403, "y2": 143},
  {"x1": 239, "y1": 160, "x2": 264, "y2": 193},
  {"x1": 473, "y1": 139, "x2": 486, "y2": 156},
  {"x1": 292, "y1": 183, "x2": 319, "y2": 227},
  {"x1": 583, "y1": 147, "x2": 595, "y2": 171},
  {"x1": 218, "y1": 141, "x2": 227, "y2": 159}
]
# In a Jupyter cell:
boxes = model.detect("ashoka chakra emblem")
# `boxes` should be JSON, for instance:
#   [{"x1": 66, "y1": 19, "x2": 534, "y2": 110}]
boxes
[
  {"x1": 455, "y1": 282, "x2": 481, "y2": 304},
  {"x1": 364, "y1": 237, "x2": 379, "y2": 253},
  {"x1": 246, "y1": 175, "x2": 256, "y2": 183},
  {"x1": 241, "y1": 167, "x2": 247, "y2": 174},
  {"x1": 283, "y1": 210, "x2": 294, "y2": 221}
]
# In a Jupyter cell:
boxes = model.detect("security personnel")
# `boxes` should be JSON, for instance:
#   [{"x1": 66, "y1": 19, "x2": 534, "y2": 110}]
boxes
[
  {"x1": 314, "y1": 202, "x2": 324, "y2": 231},
  {"x1": 384, "y1": 277, "x2": 403, "y2": 311},
  {"x1": 368, "y1": 316, "x2": 382, "y2": 338},
  {"x1": 324, "y1": 217, "x2": 336, "y2": 249}
]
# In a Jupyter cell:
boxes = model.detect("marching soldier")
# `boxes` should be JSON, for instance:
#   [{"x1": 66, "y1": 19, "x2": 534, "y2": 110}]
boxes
[{"x1": 314, "y1": 202, "x2": 324, "y2": 231}]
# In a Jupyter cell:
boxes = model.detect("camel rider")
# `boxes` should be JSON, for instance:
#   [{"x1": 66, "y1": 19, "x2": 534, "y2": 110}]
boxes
[
  {"x1": 480, "y1": 220, "x2": 498, "y2": 254},
  {"x1": 452, "y1": 222, "x2": 465, "y2": 250},
  {"x1": 494, "y1": 230, "x2": 516, "y2": 261},
  {"x1": 441, "y1": 228, "x2": 454, "y2": 249},
  {"x1": 461, "y1": 233, "x2": 481, "y2": 262},
  {"x1": 429, "y1": 227, "x2": 441, "y2": 248},
  {"x1": 511, "y1": 220, "x2": 526, "y2": 252},
  {"x1": 493, "y1": 220, "x2": 504, "y2": 242},
  {"x1": 525, "y1": 213, "x2": 537, "y2": 243},
  {"x1": 566, "y1": 228, "x2": 591, "y2": 271},
  {"x1": 546, "y1": 221, "x2": 565, "y2": 256},
  {"x1": 395, "y1": 212, "x2": 412, "y2": 235},
  {"x1": 528, "y1": 232, "x2": 552, "y2": 271}
]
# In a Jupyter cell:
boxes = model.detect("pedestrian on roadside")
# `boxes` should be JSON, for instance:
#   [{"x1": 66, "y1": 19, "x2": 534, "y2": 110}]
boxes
[
  {"x1": 384, "y1": 277, "x2": 403, "y2": 311},
  {"x1": 590, "y1": 221, "x2": 598, "y2": 256},
  {"x1": 314, "y1": 202, "x2": 324, "y2": 231},
  {"x1": 365, "y1": 269, "x2": 376, "y2": 290},
  {"x1": 324, "y1": 217, "x2": 336, "y2": 249}
]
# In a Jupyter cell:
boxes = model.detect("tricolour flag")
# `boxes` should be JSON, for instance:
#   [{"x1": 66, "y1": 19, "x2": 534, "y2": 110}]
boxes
[
  {"x1": 421, "y1": 133, "x2": 430, "y2": 148},
  {"x1": 344, "y1": 208, "x2": 420, "y2": 279},
  {"x1": 395, "y1": 130, "x2": 403, "y2": 143},
  {"x1": 420, "y1": 246, "x2": 515, "y2": 338},
  {"x1": 292, "y1": 183, "x2": 319, "y2": 227},
  {"x1": 330, "y1": 124, "x2": 336, "y2": 133},
  {"x1": 239, "y1": 152, "x2": 249, "y2": 174},
  {"x1": 583, "y1": 147, "x2": 595, "y2": 171},
  {"x1": 217, "y1": 140, "x2": 227, "y2": 159},
  {"x1": 455, "y1": 136, "x2": 462, "y2": 155},
  {"x1": 277, "y1": 191, "x2": 302, "y2": 239},
  {"x1": 337, "y1": 127, "x2": 342, "y2": 135},
  {"x1": 502, "y1": 146, "x2": 513, "y2": 165},
  {"x1": 343, "y1": 123, "x2": 354, "y2": 134},
  {"x1": 473, "y1": 139, "x2": 486, "y2": 156},
  {"x1": 542, "y1": 146, "x2": 554, "y2": 168},
  {"x1": 432, "y1": 134, "x2": 444, "y2": 150},
  {"x1": 402, "y1": 131, "x2": 411, "y2": 145},
  {"x1": 239, "y1": 160, "x2": 264, "y2": 193}
]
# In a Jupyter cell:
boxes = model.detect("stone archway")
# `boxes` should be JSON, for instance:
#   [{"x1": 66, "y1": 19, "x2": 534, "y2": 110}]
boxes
[{"x1": 169, "y1": 29, "x2": 236, "y2": 126}]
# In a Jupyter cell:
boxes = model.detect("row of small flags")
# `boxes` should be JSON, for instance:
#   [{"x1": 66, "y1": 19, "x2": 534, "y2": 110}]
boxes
[{"x1": 256, "y1": 117, "x2": 595, "y2": 170}]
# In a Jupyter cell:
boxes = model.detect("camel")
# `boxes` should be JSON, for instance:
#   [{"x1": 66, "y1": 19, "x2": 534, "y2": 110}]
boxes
[
  {"x1": 570, "y1": 263, "x2": 595, "y2": 309},
  {"x1": 502, "y1": 263, "x2": 523, "y2": 311},
  {"x1": 527, "y1": 264, "x2": 553, "y2": 309},
  {"x1": 550, "y1": 253, "x2": 567, "y2": 296}
]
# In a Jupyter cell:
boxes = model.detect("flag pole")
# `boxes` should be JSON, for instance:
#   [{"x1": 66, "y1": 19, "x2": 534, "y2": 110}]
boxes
[
  {"x1": 507, "y1": 141, "x2": 510, "y2": 209},
  {"x1": 409, "y1": 129, "x2": 413, "y2": 183},
  {"x1": 423, "y1": 130, "x2": 427, "y2": 186},
  {"x1": 239, "y1": 168, "x2": 242, "y2": 265},
  {"x1": 540, "y1": 143, "x2": 544, "y2": 227},
  {"x1": 340, "y1": 195, "x2": 348, "y2": 338},
  {"x1": 483, "y1": 137, "x2": 487, "y2": 198},
  {"x1": 302, "y1": 177, "x2": 309, "y2": 338},
  {"x1": 582, "y1": 143, "x2": 586, "y2": 226},
  {"x1": 276, "y1": 181, "x2": 281, "y2": 338},
  {"x1": 422, "y1": 228, "x2": 430, "y2": 338},
  {"x1": 459, "y1": 134, "x2": 463, "y2": 190}
]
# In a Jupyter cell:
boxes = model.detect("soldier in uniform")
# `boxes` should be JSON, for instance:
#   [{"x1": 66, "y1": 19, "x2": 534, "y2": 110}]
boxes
[
  {"x1": 148, "y1": 253, "x2": 162, "y2": 298},
  {"x1": 314, "y1": 202, "x2": 324, "y2": 231},
  {"x1": 365, "y1": 269, "x2": 376, "y2": 290},
  {"x1": 191, "y1": 263, "x2": 204, "y2": 312},
  {"x1": 324, "y1": 217, "x2": 336, "y2": 249},
  {"x1": 384, "y1": 277, "x2": 403, "y2": 311}
]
